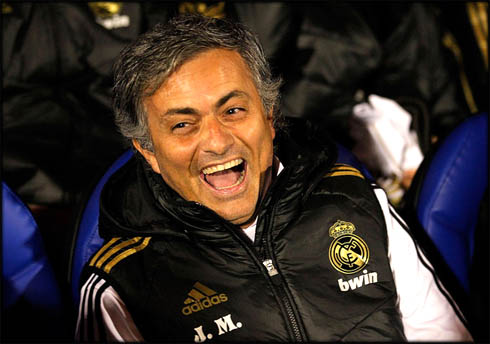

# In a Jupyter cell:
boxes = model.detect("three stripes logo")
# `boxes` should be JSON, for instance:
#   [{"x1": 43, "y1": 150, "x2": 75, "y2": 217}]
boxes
[
  {"x1": 182, "y1": 282, "x2": 228, "y2": 316},
  {"x1": 89, "y1": 237, "x2": 151, "y2": 273},
  {"x1": 324, "y1": 163, "x2": 365, "y2": 179}
]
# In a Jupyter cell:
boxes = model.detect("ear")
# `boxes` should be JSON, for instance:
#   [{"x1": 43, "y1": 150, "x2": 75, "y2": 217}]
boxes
[{"x1": 132, "y1": 139, "x2": 161, "y2": 174}]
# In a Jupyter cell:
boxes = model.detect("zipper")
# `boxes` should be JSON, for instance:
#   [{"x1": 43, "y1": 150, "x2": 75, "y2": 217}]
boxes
[
  {"x1": 262, "y1": 243, "x2": 304, "y2": 341},
  {"x1": 219, "y1": 220, "x2": 305, "y2": 342},
  {"x1": 262, "y1": 259, "x2": 303, "y2": 341},
  {"x1": 220, "y1": 211, "x2": 306, "y2": 342},
  {"x1": 158, "y1": 170, "x2": 306, "y2": 341},
  {"x1": 256, "y1": 146, "x2": 336, "y2": 341},
  {"x1": 260, "y1": 190, "x2": 305, "y2": 342},
  {"x1": 250, "y1": 168, "x2": 307, "y2": 342}
]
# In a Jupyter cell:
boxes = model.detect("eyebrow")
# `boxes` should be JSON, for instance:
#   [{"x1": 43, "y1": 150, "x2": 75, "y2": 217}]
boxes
[
  {"x1": 215, "y1": 90, "x2": 249, "y2": 109},
  {"x1": 162, "y1": 90, "x2": 249, "y2": 117},
  {"x1": 162, "y1": 107, "x2": 197, "y2": 117}
]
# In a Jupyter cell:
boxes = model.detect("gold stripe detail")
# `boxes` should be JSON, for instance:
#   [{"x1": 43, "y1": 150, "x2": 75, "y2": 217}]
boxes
[
  {"x1": 194, "y1": 282, "x2": 216, "y2": 296},
  {"x1": 467, "y1": 2, "x2": 488, "y2": 69},
  {"x1": 442, "y1": 32, "x2": 479, "y2": 113},
  {"x1": 89, "y1": 237, "x2": 120, "y2": 267},
  {"x1": 325, "y1": 163, "x2": 364, "y2": 179},
  {"x1": 188, "y1": 289, "x2": 206, "y2": 301},
  {"x1": 478, "y1": 2, "x2": 488, "y2": 36},
  {"x1": 94, "y1": 237, "x2": 142, "y2": 269},
  {"x1": 331, "y1": 164, "x2": 362, "y2": 173},
  {"x1": 325, "y1": 171, "x2": 365, "y2": 179},
  {"x1": 103, "y1": 237, "x2": 151, "y2": 273}
]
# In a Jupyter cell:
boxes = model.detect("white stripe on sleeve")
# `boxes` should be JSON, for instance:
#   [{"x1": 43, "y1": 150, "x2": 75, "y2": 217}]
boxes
[
  {"x1": 75, "y1": 273, "x2": 144, "y2": 342},
  {"x1": 372, "y1": 186, "x2": 472, "y2": 341}
]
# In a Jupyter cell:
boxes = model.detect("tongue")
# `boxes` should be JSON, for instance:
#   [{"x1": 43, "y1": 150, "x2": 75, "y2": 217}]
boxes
[{"x1": 206, "y1": 169, "x2": 241, "y2": 189}]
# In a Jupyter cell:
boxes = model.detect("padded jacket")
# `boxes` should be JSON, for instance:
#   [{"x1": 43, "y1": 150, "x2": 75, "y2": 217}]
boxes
[{"x1": 78, "y1": 136, "x2": 407, "y2": 341}]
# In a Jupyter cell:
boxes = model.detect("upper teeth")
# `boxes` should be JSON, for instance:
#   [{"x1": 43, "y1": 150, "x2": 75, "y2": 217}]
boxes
[{"x1": 202, "y1": 158, "x2": 243, "y2": 175}]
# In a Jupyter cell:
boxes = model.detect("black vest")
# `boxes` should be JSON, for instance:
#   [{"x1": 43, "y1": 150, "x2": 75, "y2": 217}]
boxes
[{"x1": 82, "y1": 137, "x2": 406, "y2": 342}]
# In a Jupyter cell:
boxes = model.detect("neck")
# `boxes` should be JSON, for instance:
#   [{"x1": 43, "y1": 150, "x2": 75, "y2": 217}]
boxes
[{"x1": 238, "y1": 156, "x2": 281, "y2": 229}]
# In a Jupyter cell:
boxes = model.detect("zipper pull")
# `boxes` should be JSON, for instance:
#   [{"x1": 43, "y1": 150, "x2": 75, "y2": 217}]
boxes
[
  {"x1": 263, "y1": 259, "x2": 278, "y2": 277},
  {"x1": 263, "y1": 259, "x2": 283, "y2": 287}
]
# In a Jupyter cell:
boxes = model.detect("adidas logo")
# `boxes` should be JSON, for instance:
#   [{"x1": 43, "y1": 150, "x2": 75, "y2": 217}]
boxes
[{"x1": 182, "y1": 282, "x2": 228, "y2": 316}]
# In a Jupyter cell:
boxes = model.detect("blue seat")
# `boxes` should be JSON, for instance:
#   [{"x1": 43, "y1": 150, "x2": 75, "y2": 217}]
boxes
[
  {"x1": 2, "y1": 182, "x2": 66, "y2": 340},
  {"x1": 415, "y1": 113, "x2": 488, "y2": 292},
  {"x1": 336, "y1": 142, "x2": 373, "y2": 180},
  {"x1": 2, "y1": 182, "x2": 63, "y2": 311},
  {"x1": 69, "y1": 149, "x2": 134, "y2": 306}
]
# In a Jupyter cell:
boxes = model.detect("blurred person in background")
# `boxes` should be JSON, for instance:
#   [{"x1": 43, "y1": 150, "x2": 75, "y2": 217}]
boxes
[{"x1": 2, "y1": 2, "x2": 472, "y2": 215}]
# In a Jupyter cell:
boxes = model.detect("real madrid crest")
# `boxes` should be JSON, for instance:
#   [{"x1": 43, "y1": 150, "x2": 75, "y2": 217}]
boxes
[{"x1": 328, "y1": 220, "x2": 369, "y2": 274}]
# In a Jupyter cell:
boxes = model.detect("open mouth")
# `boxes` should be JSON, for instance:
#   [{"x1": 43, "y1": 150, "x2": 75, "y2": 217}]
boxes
[{"x1": 201, "y1": 158, "x2": 246, "y2": 190}]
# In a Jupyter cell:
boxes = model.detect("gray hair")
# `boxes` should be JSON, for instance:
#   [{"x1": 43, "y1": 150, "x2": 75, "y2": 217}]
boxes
[{"x1": 113, "y1": 14, "x2": 283, "y2": 151}]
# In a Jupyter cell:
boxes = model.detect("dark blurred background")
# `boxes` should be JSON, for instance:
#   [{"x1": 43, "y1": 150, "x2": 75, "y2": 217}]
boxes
[{"x1": 2, "y1": 2, "x2": 488, "y2": 342}]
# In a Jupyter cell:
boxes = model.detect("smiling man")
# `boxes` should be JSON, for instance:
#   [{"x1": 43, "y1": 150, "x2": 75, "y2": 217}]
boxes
[
  {"x1": 135, "y1": 48, "x2": 276, "y2": 227},
  {"x1": 76, "y1": 14, "x2": 471, "y2": 342}
]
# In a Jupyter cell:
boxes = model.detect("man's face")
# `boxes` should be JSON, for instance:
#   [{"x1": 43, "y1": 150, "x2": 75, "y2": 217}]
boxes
[{"x1": 134, "y1": 49, "x2": 275, "y2": 227}]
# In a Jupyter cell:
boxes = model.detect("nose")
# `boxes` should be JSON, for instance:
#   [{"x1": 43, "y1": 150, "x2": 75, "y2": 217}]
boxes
[{"x1": 199, "y1": 115, "x2": 234, "y2": 156}]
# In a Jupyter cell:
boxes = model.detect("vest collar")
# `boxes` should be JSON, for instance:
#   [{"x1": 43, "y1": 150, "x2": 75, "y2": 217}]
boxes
[{"x1": 99, "y1": 133, "x2": 337, "y2": 246}]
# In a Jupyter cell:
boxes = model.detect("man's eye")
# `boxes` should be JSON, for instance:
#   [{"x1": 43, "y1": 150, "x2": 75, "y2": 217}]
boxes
[
  {"x1": 226, "y1": 107, "x2": 244, "y2": 115},
  {"x1": 172, "y1": 122, "x2": 188, "y2": 130}
]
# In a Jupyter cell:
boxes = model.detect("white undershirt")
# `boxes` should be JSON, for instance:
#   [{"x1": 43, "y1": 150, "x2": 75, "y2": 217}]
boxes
[
  {"x1": 242, "y1": 220, "x2": 257, "y2": 242},
  {"x1": 242, "y1": 161, "x2": 283, "y2": 242}
]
